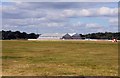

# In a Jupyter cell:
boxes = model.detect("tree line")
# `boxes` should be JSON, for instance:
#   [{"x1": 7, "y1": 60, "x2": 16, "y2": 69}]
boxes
[
  {"x1": 82, "y1": 32, "x2": 120, "y2": 40},
  {"x1": 0, "y1": 30, "x2": 120, "y2": 40},
  {"x1": 0, "y1": 30, "x2": 39, "y2": 40}
]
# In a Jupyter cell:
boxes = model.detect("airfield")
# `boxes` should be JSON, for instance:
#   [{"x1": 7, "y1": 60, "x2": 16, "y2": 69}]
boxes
[{"x1": 2, "y1": 40, "x2": 118, "y2": 76}]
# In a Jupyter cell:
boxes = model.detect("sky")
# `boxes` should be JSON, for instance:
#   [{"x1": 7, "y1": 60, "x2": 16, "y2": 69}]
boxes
[{"x1": 1, "y1": 1, "x2": 119, "y2": 34}]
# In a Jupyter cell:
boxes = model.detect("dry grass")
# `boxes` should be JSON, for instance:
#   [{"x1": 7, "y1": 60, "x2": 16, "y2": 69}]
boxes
[{"x1": 2, "y1": 40, "x2": 118, "y2": 76}]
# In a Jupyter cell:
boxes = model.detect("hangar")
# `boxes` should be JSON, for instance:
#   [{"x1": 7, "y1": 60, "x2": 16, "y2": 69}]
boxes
[
  {"x1": 72, "y1": 33, "x2": 81, "y2": 39},
  {"x1": 37, "y1": 33, "x2": 81, "y2": 40},
  {"x1": 37, "y1": 33, "x2": 65, "y2": 40}
]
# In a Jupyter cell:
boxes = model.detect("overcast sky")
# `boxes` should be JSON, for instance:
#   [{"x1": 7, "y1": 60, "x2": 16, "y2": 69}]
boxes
[{"x1": 1, "y1": 2, "x2": 118, "y2": 34}]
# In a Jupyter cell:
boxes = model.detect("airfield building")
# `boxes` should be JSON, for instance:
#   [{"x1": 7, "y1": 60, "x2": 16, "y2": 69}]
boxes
[
  {"x1": 37, "y1": 33, "x2": 82, "y2": 40},
  {"x1": 37, "y1": 33, "x2": 65, "y2": 40},
  {"x1": 62, "y1": 33, "x2": 72, "y2": 39},
  {"x1": 71, "y1": 33, "x2": 81, "y2": 39}
]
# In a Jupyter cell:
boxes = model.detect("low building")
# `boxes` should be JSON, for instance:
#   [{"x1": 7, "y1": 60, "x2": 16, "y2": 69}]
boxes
[
  {"x1": 62, "y1": 33, "x2": 72, "y2": 39},
  {"x1": 37, "y1": 33, "x2": 65, "y2": 40},
  {"x1": 71, "y1": 33, "x2": 81, "y2": 39},
  {"x1": 37, "y1": 33, "x2": 82, "y2": 40}
]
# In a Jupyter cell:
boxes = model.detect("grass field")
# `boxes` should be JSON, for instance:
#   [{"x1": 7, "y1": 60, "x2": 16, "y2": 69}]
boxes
[{"x1": 2, "y1": 40, "x2": 118, "y2": 76}]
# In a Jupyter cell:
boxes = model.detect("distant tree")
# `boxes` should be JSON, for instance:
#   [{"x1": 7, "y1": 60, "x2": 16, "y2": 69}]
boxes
[
  {"x1": 1, "y1": 30, "x2": 39, "y2": 40},
  {"x1": 86, "y1": 32, "x2": 120, "y2": 40},
  {"x1": 7, "y1": 32, "x2": 16, "y2": 39},
  {"x1": 21, "y1": 32, "x2": 28, "y2": 39},
  {"x1": 79, "y1": 34, "x2": 85, "y2": 39},
  {"x1": 28, "y1": 33, "x2": 38, "y2": 39},
  {"x1": 14, "y1": 31, "x2": 21, "y2": 39},
  {"x1": 0, "y1": 31, "x2": 2, "y2": 40}
]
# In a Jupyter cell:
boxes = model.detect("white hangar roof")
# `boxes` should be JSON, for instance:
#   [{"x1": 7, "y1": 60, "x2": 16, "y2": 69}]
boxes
[
  {"x1": 37, "y1": 33, "x2": 79, "y2": 40},
  {"x1": 37, "y1": 33, "x2": 66, "y2": 40},
  {"x1": 39, "y1": 33, "x2": 66, "y2": 37}
]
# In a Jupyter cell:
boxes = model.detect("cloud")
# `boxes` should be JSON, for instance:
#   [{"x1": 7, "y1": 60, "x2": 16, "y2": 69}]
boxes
[
  {"x1": 109, "y1": 18, "x2": 118, "y2": 26},
  {"x1": 68, "y1": 22, "x2": 105, "y2": 33},
  {"x1": 2, "y1": 2, "x2": 118, "y2": 20},
  {"x1": 2, "y1": 2, "x2": 118, "y2": 10},
  {"x1": 62, "y1": 7, "x2": 118, "y2": 17},
  {"x1": 85, "y1": 23, "x2": 102, "y2": 29},
  {"x1": 62, "y1": 10, "x2": 76, "y2": 17},
  {"x1": 64, "y1": 21, "x2": 103, "y2": 31},
  {"x1": 46, "y1": 22, "x2": 65, "y2": 27},
  {"x1": 72, "y1": 22, "x2": 102, "y2": 29},
  {"x1": 2, "y1": 5, "x2": 47, "y2": 19},
  {"x1": 79, "y1": 9, "x2": 91, "y2": 16},
  {"x1": 2, "y1": 18, "x2": 66, "y2": 28},
  {"x1": 2, "y1": 2, "x2": 118, "y2": 33},
  {"x1": 97, "y1": 7, "x2": 118, "y2": 16},
  {"x1": 14, "y1": 2, "x2": 98, "y2": 9},
  {"x1": 62, "y1": 9, "x2": 91, "y2": 17}
]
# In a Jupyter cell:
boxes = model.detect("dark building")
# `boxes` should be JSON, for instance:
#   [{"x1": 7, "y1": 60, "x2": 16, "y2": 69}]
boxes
[
  {"x1": 72, "y1": 33, "x2": 81, "y2": 39},
  {"x1": 62, "y1": 33, "x2": 72, "y2": 39}
]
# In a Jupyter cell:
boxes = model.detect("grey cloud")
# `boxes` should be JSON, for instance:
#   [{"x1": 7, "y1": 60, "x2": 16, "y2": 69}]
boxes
[
  {"x1": 13, "y1": 2, "x2": 117, "y2": 10},
  {"x1": 109, "y1": 18, "x2": 118, "y2": 26},
  {"x1": 2, "y1": 2, "x2": 118, "y2": 20},
  {"x1": 15, "y1": 2, "x2": 98, "y2": 9},
  {"x1": 2, "y1": 2, "x2": 118, "y2": 33},
  {"x1": 2, "y1": 7, "x2": 47, "y2": 19}
]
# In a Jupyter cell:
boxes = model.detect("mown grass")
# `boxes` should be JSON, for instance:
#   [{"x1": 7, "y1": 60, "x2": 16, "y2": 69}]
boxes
[{"x1": 2, "y1": 40, "x2": 118, "y2": 76}]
